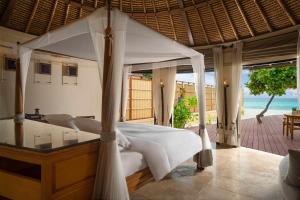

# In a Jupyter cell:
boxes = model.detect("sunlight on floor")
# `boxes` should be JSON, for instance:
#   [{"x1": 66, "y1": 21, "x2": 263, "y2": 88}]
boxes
[{"x1": 131, "y1": 147, "x2": 283, "y2": 200}]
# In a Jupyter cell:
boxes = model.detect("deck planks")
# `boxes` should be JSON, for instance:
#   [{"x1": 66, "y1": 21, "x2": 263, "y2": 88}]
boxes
[{"x1": 189, "y1": 115, "x2": 300, "y2": 156}]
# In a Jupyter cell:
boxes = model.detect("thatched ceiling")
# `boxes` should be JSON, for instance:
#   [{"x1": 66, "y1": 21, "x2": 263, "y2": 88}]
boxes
[{"x1": 0, "y1": 0, "x2": 299, "y2": 48}]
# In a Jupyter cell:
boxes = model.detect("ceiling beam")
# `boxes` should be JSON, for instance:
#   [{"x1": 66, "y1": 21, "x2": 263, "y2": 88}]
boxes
[
  {"x1": 47, "y1": 0, "x2": 59, "y2": 32},
  {"x1": 191, "y1": 0, "x2": 209, "y2": 45},
  {"x1": 275, "y1": 0, "x2": 296, "y2": 26},
  {"x1": 177, "y1": 0, "x2": 194, "y2": 46},
  {"x1": 206, "y1": 1, "x2": 224, "y2": 43},
  {"x1": 253, "y1": 0, "x2": 272, "y2": 32},
  {"x1": 233, "y1": 0, "x2": 254, "y2": 37},
  {"x1": 142, "y1": 0, "x2": 148, "y2": 24},
  {"x1": 94, "y1": 0, "x2": 97, "y2": 8},
  {"x1": 165, "y1": 0, "x2": 177, "y2": 41},
  {"x1": 25, "y1": 0, "x2": 40, "y2": 33},
  {"x1": 79, "y1": 0, "x2": 84, "y2": 17},
  {"x1": 119, "y1": 0, "x2": 122, "y2": 11},
  {"x1": 64, "y1": 3, "x2": 70, "y2": 25},
  {"x1": 219, "y1": 0, "x2": 238, "y2": 40},
  {"x1": 151, "y1": 0, "x2": 160, "y2": 31},
  {"x1": 0, "y1": 0, "x2": 18, "y2": 26}
]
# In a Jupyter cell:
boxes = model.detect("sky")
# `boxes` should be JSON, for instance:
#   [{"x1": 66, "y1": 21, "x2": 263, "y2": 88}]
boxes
[{"x1": 176, "y1": 70, "x2": 297, "y2": 98}]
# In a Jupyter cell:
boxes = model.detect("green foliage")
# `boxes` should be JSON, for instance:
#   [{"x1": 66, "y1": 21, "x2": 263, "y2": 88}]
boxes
[
  {"x1": 142, "y1": 73, "x2": 152, "y2": 80},
  {"x1": 173, "y1": 96, "x2": 194, "y2": 128},
  {"x1": 186, "y1": 96, "x2": 197, "y2": 110},
  {"x1": 245, "y1": 66, "x2": 296, "y2": 96},
  {"x1": 206, "y1": 114, "x2": 214, "y2": 125}
]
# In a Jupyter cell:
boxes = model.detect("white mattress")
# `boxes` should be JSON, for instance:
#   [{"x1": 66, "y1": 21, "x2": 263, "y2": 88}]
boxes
[{"x1": 121, "y1": 151, "x2": 147, "y2": 177}]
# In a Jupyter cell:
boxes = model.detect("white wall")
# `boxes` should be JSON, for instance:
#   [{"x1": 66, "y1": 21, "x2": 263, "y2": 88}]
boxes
[{"x1": 0, "y1": 27, "x2": 102, "y2": 120}]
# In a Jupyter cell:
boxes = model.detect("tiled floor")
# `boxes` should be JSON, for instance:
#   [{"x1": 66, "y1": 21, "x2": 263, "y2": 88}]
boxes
[{"x1": 131, "y1": 146, "x2": 283, "y2": 200}]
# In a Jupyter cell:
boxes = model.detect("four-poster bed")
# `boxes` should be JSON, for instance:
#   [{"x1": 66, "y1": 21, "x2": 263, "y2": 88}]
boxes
[{"x1": 13, "y1": 5, "x2": 212, "y2": 200}]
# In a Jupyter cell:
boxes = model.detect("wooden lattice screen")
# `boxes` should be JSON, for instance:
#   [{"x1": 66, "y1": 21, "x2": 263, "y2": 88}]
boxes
[{"x1": 126, "y1": 77, "x2": 216, "y2": 121}]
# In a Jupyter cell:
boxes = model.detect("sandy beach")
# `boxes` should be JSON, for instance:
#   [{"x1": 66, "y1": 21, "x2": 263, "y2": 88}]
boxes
[{"x1": 242, "y1": 108, "x2": 290, "y2": 119}]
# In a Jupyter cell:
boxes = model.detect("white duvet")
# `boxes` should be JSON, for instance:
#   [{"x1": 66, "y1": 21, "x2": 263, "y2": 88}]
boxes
[{"x1": 117, "y1": 123, "x2": 202, "y2": 180}]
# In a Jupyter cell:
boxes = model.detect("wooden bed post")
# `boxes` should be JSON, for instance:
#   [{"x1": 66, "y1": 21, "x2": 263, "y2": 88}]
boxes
[
  {"x1": 15, "y1": 42, "x2": 24, "y2": 146},
  {"x1": 15, "y1": 42, "x2": 23, "y2": 119}
]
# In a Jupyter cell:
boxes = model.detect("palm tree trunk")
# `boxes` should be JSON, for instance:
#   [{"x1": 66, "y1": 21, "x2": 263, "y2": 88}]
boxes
[{"x1": 256, "y1": 95, "x2": 275, "y2": 123}]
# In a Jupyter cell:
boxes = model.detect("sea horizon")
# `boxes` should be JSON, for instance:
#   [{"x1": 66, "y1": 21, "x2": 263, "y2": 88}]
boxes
[{"x1": 243, "y1": 96, "x2": 298, "y2": 110}]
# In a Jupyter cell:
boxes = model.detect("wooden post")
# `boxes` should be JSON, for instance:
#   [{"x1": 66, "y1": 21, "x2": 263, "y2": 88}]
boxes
[{"x1": 15, "y1": 57, "x2": 23, "y2": 120}]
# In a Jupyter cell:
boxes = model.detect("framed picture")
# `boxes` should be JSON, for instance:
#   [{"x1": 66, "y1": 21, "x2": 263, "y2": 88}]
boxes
[
  {"x1": 34, "y1": 61, "x2": 52, "y2": 84},
  {"x1": 62, "y1": 63, "x2": 78, "y2": 85},
  {"x1": 4, "y1": 57, "x2": 17, "y2": 71},
  {"x1": 63, "y1": 64, "x2": 78, "y2": 77},
  {"x1": 36, "y1": 62, "x2": 51, "y2": 75}
]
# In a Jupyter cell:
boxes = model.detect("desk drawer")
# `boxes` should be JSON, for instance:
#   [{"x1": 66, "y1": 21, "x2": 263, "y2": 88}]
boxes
[{"x1": 0, "y1": 170, "x2": 41, "y2": 200}]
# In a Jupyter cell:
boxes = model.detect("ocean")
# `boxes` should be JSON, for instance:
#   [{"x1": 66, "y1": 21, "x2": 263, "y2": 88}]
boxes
[{"x1": 243, "y1": 97, "x2": 298, "y2": 110}]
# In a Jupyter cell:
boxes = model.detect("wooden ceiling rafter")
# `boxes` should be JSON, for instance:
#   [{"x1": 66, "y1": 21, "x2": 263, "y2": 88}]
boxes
[
  {"x1": 130, "y1": 0, "x2": 133, "y2": 16},
  {"x1": 219, "y1": 0, "x2": 238, "y2": 40},
  {"x1": 142, "y1": 0, "x2": 148, "y2": 24},
  {"x1": 165, "y1": 0, "x2": 177, "y2": 41},
  {"x1": 119, "y1": 0, "x2": 122, "y2": 11},
  {"x1": 253, "y1": 0, "x2": 272, "y2": 32},
  {"x1": 275, "y1": 0, "x2": 296, "y2": 26},
  {"x1": 206, "y1": 1, "x2": 224, "y2": 43},
  {"x1": 177, "y1": 0, "x2": 194, "y2": 46},
  {"x1": 47, "y1": 0, "x2": 59, "y2": 32},
  {"x1": 191, "y1": 0, "x2": 210, "y2": 45},
  {"x1": 79, "y1": 0, "x2": 84, "y2": 18},
  {"x1": 151, "y1": 0, "x2": 160, "y2": 31},
  {"x1": 25, "y1": 0, "x2": 40, "y2": 33},
  {"x1": 64, "y1": 3, "x2": 71, "y2": 25},
  {"x1": 0, "y1": 0, "x2": 18, "y2": 26},
  {"x1": 233, "y1": 0, "x2": 255, "y2": 37}
]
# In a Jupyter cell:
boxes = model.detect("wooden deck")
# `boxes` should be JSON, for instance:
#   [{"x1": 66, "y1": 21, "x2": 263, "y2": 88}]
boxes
[{"x1": 190, "y1": 115, "x2": 300, "y2": 156}]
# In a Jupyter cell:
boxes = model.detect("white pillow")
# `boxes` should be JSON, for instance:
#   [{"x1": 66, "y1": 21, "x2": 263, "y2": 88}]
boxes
[
  {"x1": 74, "y1": 117, "x2": 102, "y2": 134},
  {"x1": 74, "y1": 118, "x2": 131, "y2": 149},
  {"x1": 45, "y1": 114, "x2": 79, "y2": 131},
  {"x1": 116, "y1": 128, "x2": 131, "y2": 150}
]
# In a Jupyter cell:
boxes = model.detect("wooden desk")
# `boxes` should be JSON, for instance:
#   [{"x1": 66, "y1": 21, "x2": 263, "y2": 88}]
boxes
[
  {"x1": 0, "y1": 119, "x2": 100, "y2": 200},
  {"x1": 284, "y1": 114, "x2": 300, "y2": 140}
]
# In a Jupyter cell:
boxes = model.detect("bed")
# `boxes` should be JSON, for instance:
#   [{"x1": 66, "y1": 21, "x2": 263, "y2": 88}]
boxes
[{"x1": 118, "y1": 122, "x2": 202, "y2": 181}]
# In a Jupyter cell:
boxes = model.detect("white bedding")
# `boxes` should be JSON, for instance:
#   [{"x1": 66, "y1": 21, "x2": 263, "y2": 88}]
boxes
[
  {"x1": 121, "y1": 151, "x2": 147, "y2": 177},
  {"x1": 117, "y1": 123, "x2": 202, "y2": 180}
]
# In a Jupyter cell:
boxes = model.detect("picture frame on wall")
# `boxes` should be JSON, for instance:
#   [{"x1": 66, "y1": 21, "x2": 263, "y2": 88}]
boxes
[
  {"x1": 62, "y1": 63, "x2": 78, "y2": 85},
  {"x1": 4, "y1": 56, "x2": 17, "y2": 71},
  {"x1": 34, "y1": 61, "x2": 52, "y2": 84}
]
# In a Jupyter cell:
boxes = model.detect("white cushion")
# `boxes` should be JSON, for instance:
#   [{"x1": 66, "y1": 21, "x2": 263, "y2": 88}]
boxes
[
  {"x1": 74, "y1": 118, "x2": 131, "y2": 149},
  {"x1": 45, "y1": 114, "x2": 78, "y2": 130}
]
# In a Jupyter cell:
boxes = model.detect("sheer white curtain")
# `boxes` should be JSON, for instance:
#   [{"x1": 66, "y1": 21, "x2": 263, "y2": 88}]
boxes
[
  {"x1": 191, "y1": 56, "x2": 213, "y2": 168},
  {"x1": 89, "y1": 9, "x2": 129, "y2": 200},
  {"x1": 120, "y1": 66, "x2": 131, "y2": 122},
  {"x1": 213, "y1": 47, "x2": 225, "y2": 144},
  {"x1": 18, "y1": 46, "x2": 32, "y2": 121},
  {"x1": 152, "y1": 67, "x2": 176, "y2": 126},
  {"x1": 229, "y1": 42, "x2": 243, "y2": 146},
  {"x1": 297, "y1": 30, "x2": 300, "y2": 105}
]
